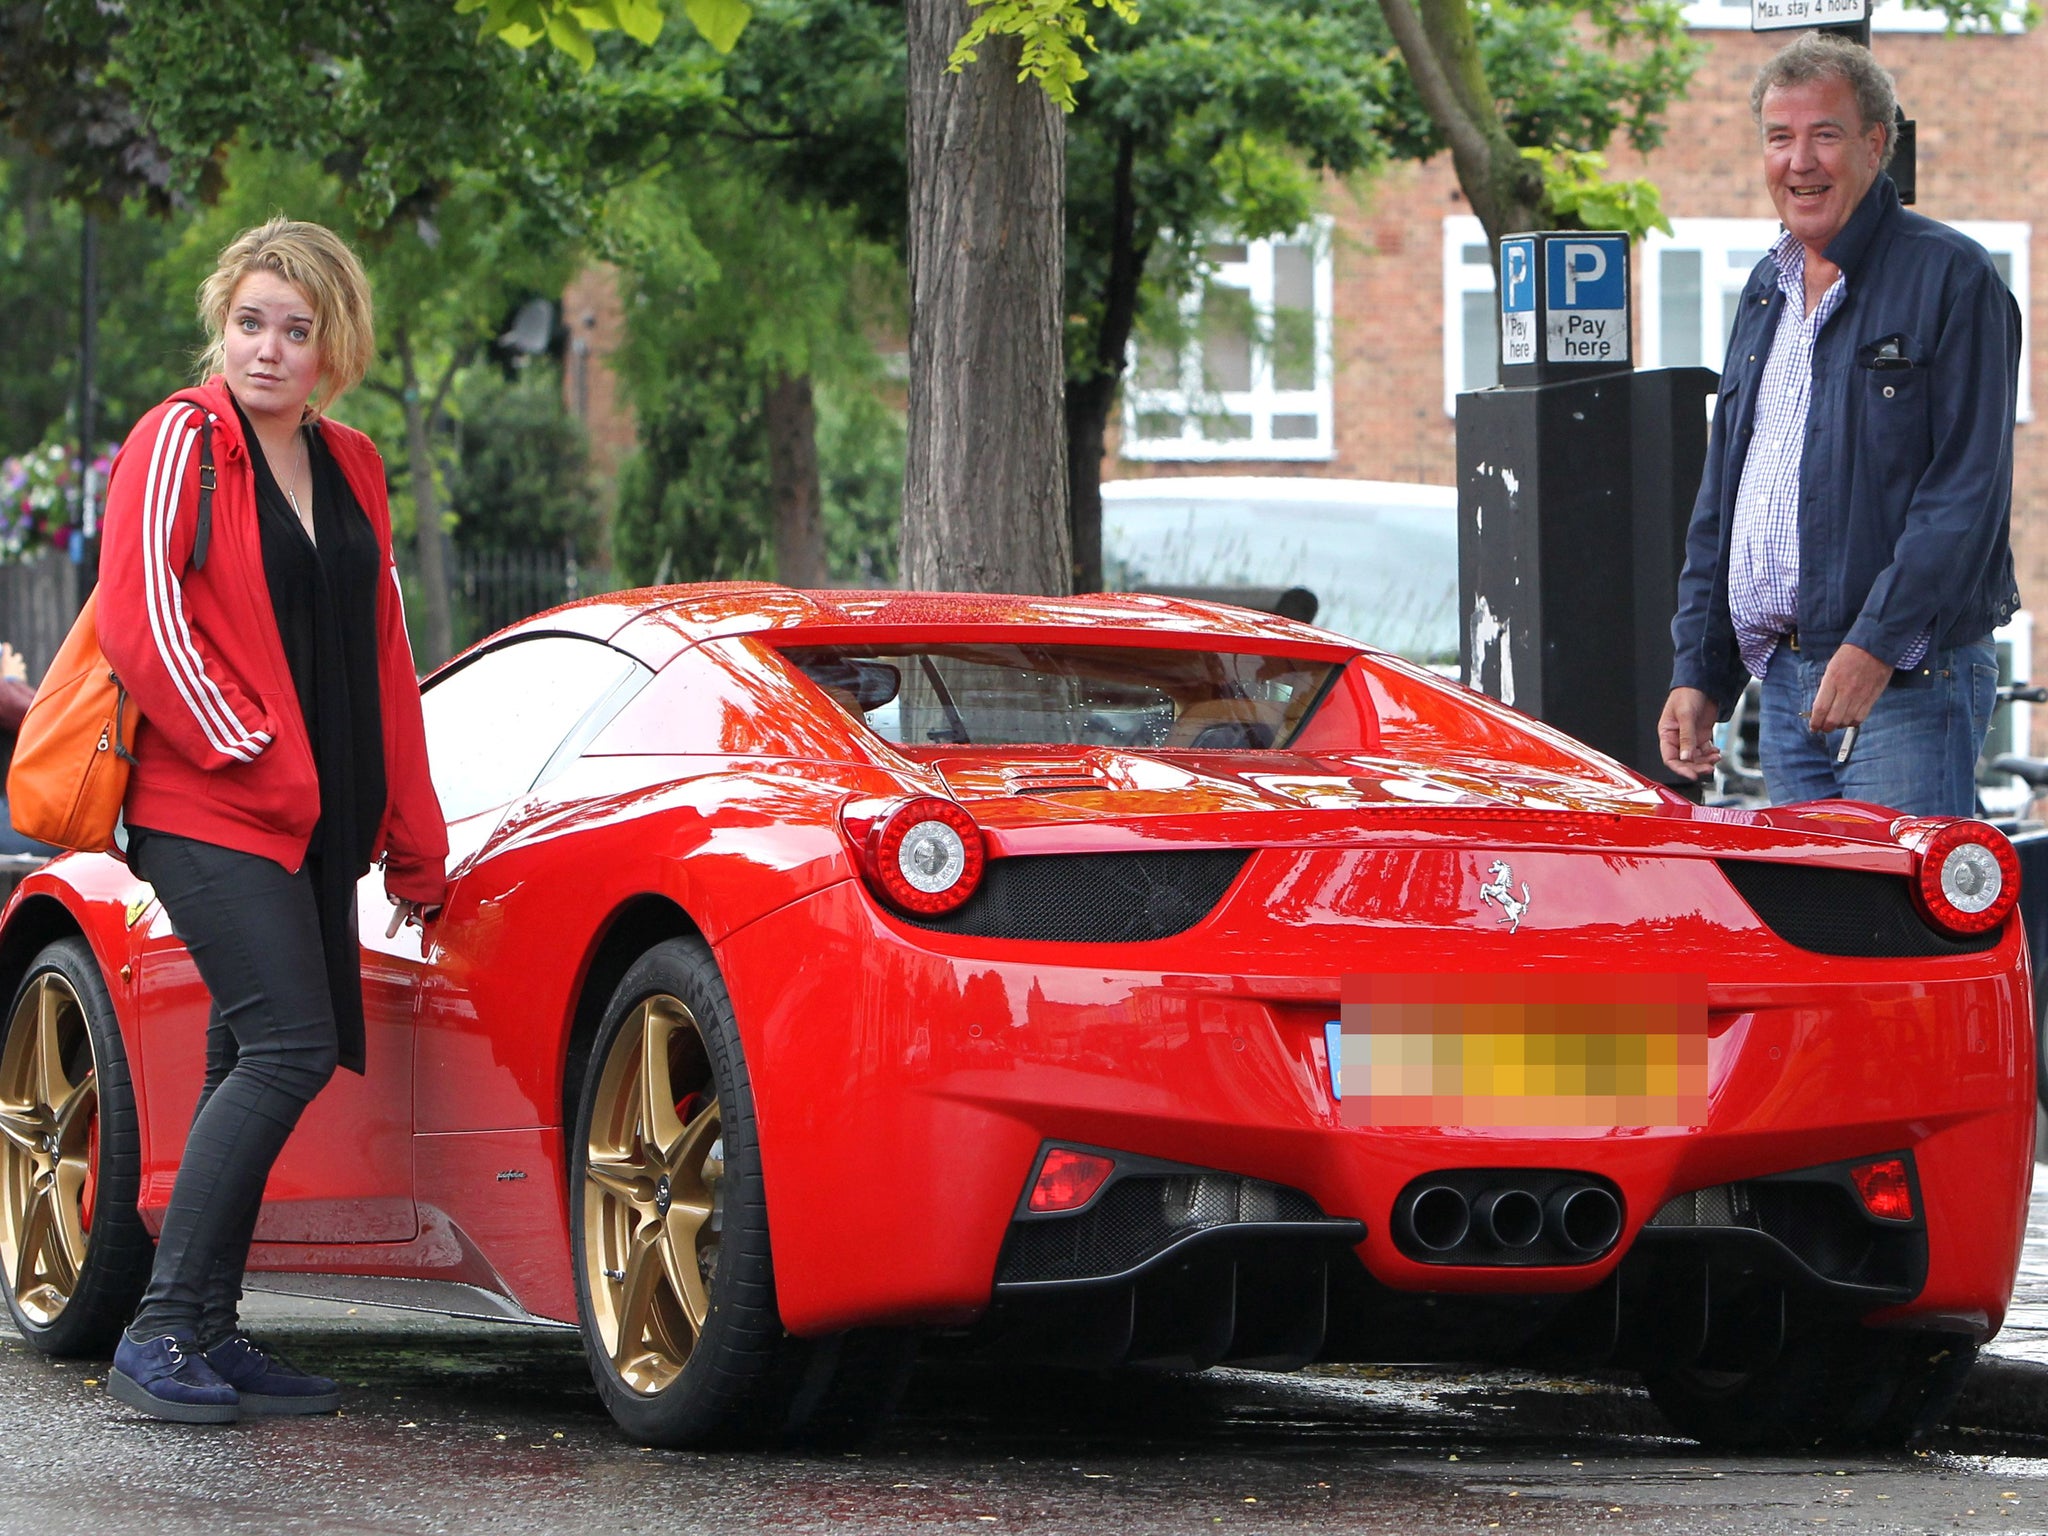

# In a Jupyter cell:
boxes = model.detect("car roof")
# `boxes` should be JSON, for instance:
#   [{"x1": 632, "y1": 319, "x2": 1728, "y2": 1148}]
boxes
[{"x1": 494, "y1": 583, "x2": 1366, "y2": 671}]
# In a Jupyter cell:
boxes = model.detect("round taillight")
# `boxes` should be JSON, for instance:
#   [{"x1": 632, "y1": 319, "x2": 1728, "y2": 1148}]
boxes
[
  {"x1": 1905, "y1": 819, "x2": 2020, "y2": 936},
  {"x1": 865, "y1": 797, "x2": 985, "y2": 915}
]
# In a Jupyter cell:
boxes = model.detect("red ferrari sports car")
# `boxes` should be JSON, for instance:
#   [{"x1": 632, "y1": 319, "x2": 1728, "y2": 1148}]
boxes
[{"x1": 0, "y1": 585, "x2": 2031, "y2": 1449}]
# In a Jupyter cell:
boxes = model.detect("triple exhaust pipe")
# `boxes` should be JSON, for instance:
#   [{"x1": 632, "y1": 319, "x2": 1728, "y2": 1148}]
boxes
[{"x1": 1396, "y1": 1173, "x2": 1623, "y2": 1266}]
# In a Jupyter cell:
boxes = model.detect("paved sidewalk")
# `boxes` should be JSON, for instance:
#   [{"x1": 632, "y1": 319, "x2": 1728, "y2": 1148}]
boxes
[
  {"x1": 1941, "y1": 1135, "x2": 2048, "y2": 1435},
  {"x1": 1984, "y1": 1172, "x2": 2048, "y2": 1369}
]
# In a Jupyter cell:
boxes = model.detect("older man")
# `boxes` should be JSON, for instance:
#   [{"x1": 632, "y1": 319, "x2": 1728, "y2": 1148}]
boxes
[{"x1": 1659, "y1": 33, "x2": 2021, "y2": 816}]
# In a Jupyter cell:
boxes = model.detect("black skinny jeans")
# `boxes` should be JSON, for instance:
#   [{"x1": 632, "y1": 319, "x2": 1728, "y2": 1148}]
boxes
[{"x1": 126, "y1": 829, "x2": 339, "y2": 1344}]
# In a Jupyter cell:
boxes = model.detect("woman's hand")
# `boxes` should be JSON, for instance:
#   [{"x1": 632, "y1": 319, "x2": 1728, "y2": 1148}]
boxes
[{"x1": 385, "y1": 896, "x2": 441, "y2": 939}]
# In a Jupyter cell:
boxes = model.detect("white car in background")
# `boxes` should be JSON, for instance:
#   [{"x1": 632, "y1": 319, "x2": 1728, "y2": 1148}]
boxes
[{"x1": 1102, "y1": 476, "x2": 1458, "y2": 665}]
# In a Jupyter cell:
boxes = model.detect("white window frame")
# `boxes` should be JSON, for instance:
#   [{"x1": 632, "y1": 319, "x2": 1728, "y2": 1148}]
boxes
[
  {"x1": 1445, "y1": 213, "x2": 2032, "y2": 422},
  {"x1": 1681, "y1": 0, "x2": 2025, "y2": 29},
  {"x1": 1442, "y1": 219, "x2": 1502, "y2": 417},
  {"x1": 1121, "y1": 225, "x2": 1336, "y2": 463}
]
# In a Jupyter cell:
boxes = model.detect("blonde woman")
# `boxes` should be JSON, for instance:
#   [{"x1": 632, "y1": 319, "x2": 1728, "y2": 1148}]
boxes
[{"x1": 96, "y1": 219, "x2": 447, "y2": 1422}]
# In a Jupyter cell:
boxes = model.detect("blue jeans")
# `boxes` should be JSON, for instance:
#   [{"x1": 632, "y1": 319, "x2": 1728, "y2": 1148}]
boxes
[
  {"x1": 1759, "y1": 637, "x2": 1998, "y2": 818},
  {"x1": 0, "y1": 796, "x2": 58, "y2": 857}
]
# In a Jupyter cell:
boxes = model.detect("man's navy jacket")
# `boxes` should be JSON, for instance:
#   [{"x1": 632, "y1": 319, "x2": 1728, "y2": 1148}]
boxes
[{"x1": 1669, "y1": 174, "x2": 2022, "y2": 716}]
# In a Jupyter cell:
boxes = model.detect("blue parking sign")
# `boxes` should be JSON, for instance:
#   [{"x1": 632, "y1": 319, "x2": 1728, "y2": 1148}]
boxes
[
  {"x1": 1499, "y1": 237, "x2": 1537, "y2": 367},
  {"x1": 1501, "y1": 239, "x2": 1536, "y2": 314},
  {"x1": 1543, "y1": 234, "x2": 1629, "y2": 365}
]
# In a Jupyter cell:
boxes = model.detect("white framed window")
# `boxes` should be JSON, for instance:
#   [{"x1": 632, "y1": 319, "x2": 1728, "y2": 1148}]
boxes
[
  {"x1": 1121, "y1": 227, "x2": 1335, "y2": 462},
  {"x1": 1442, "y1": 221, "x2": 1503, "y2": 415},
  {"x1": 1445, "y1": 214, "x2": 2032, "y2": 421},
  {"x1": 1681, "y1": 0, "x2": 2025, "y2": 30}
]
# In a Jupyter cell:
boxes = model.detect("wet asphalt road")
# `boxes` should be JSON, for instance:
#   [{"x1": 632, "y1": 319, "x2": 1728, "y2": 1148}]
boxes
[{"x1": 7, "y1": 1291, "x2": 2048, "y2": 1536}]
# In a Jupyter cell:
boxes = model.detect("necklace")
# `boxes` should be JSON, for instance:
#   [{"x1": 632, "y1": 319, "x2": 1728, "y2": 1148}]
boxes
[{"x1": 281, "y1": 429, "x2": 311, "y2": 533}]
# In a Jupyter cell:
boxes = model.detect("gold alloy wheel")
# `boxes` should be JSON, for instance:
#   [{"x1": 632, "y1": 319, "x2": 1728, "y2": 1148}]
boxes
[
  {"x1": 583, "y1": 994, "x2": 724, "y2": 1396},
  {"x1": 0, "y1": 972, "x2": 98, "y2": 1327}
]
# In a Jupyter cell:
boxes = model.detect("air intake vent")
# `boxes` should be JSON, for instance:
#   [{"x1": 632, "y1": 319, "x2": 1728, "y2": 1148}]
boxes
[
  {"x1": 895, "y1": 850, "x2": 1251, "y2": 943},
  {"x1": 1717, "y1": 859, "x2": 2001, "y2": 958}
]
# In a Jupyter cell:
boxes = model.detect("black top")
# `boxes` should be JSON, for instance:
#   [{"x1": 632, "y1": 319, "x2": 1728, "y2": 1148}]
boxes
[{"x1": 234, "y1": 395, "x2": 386, "y2": 1065}]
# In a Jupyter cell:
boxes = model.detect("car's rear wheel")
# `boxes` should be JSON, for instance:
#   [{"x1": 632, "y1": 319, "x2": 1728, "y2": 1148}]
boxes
[
  {"x1": 570, "y1": 937, "x2": 913, "y2": 1447},
  {"x1": 0, "y1": 937, "x2": 151, "y2": 1355},
  {"x1": 1644, "y1": 1322, "x2": 1977, "y2": 1449}
]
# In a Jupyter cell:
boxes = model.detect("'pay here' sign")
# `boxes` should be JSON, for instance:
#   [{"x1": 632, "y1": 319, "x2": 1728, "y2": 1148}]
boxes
[{"x1": 1544, "y1": 235, "x2": 1629, "y2": 366}]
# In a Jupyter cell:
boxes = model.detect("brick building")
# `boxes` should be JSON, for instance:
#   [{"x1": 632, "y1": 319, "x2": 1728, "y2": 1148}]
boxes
[{"x1": 1110, "y1": 9, "x2": 2045, "y2": 683}]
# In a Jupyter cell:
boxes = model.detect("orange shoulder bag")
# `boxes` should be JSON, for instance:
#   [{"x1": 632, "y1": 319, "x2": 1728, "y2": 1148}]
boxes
[{"x1": 7, "y1": 417, "x2": 215, "y2": 853}]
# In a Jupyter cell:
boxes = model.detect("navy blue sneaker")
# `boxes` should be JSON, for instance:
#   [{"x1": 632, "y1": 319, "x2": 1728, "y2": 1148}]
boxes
[
  {"x1": 109, "y1": 1332, "x2": 238, "y2": 1424},
  {"x1": 202, "y1": 1333, "x2": 340, "y2": 1416}
]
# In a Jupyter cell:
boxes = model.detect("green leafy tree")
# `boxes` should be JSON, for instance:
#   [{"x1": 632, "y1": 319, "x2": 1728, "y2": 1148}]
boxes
[
  {"x1": 447, "y1": 365, "x2": 605, "y2": 558},
  {"x1": 0, "y1": 0, "x2": 700, "y2": 655},
  {"x1": 1062, "y1": 0, "x2": 1397, "y2": 591},
  {"x1": 460, "y1": 0, "x2": 1141, "y2": 597},
  {"x1": 0, "y1": 140, "x2": 191, "y2": 457},
  {"x1": 604, "y1": 155, "x2": 903, "y2": 586}
]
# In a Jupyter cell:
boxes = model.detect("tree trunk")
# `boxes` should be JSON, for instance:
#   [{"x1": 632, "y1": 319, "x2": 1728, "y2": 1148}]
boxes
[
  {"x1": 765, "y1": 372, "x2": 826, "y2": 587},
  {"x1": 903, "y1": 0, "x2": 1071, "y2": 596},
  {"x1": 396, "y1": 334, "x2": 455, "y2": 668},
  {"x1": 1377, "y1": 0, "x2": 1546, "y2": 247},
  {"x1": 1066, "y1": 129, "x2": 1144, "y2": 595}
]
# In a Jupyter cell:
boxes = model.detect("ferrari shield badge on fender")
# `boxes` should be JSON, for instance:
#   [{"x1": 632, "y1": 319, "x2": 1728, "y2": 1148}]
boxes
[{"x1": 1478, "y1": 859, "x2": 1531, "y2": 932}]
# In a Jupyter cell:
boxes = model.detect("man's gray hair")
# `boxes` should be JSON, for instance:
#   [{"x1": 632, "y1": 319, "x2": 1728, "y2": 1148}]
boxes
[{"x1": 1751, "y1": 33, "x2": 1899, "y2": 169}]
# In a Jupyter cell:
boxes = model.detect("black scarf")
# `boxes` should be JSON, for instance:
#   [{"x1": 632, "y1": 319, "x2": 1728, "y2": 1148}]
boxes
[{"x1": 234, "y1": 395, "x2": 386, "y2": 1071}]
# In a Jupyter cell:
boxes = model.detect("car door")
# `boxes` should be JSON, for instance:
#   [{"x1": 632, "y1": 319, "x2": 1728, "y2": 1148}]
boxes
[
  {"x1": 131, "y1": 866, "x2": 423, "y2": 1244},
  {"x1": 407, "y1": 634, "x2": 650, "y2": 1133}
]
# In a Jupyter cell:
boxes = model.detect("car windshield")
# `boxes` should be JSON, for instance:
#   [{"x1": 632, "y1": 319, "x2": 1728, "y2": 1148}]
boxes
[{"x1": 776, "y1": 643, "x2": 1342, "y2": 750}]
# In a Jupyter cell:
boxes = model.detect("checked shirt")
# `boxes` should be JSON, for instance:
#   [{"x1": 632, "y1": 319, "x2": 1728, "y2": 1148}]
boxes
[{"x1": 1728, "y1": 231, "x2": 1931, "y2": 680}]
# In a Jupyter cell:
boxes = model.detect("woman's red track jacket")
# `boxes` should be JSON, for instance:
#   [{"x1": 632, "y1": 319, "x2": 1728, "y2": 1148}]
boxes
[{"x1": 98, "y1": 377, "x2": 449, "y2": 908}]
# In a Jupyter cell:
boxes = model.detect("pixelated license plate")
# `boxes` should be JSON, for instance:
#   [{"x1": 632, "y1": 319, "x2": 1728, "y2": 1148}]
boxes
[{"x1": 1324, "y1": 973, "x2": 1708, "y2": 1128}]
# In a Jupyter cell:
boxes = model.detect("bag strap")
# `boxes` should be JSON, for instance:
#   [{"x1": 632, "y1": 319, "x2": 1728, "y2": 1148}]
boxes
[
  {"x1": 112, "y1": 680, "x2": 136, "y2": 766},
  {"x1": 191, "y1": 412, "x2": 216, "y2": 571}
]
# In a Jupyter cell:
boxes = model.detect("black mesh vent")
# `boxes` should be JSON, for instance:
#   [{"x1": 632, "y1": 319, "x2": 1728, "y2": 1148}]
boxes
[
  {"x1": 1717, "y1": 859, "x2": 2001, "y2": 958},
  {"x1": 899, "y1": 850, "x2": 1252, "y2": 943},
  {"x1": 996, "y1": 1175, "x2": 1328, "y2": 1285},
  {"x1": 1647, "y1": 1174, "x2": 1924, "y2": 1293}
]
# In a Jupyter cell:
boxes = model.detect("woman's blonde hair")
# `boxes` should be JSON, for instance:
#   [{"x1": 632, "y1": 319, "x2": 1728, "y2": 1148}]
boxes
[{"x1": 197, "y1": 218, "x2": 375, "y2": 418}]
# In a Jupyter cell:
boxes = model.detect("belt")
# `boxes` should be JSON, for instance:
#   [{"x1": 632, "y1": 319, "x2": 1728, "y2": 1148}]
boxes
[{"x1": 1784, "y1": 630, "x2": 1800, "y2": 652}]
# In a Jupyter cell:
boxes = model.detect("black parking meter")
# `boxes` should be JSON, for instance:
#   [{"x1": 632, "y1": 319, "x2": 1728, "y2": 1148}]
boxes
[{"x1": 1457, "y1": 230, "x2": 1718, "y2": 787}]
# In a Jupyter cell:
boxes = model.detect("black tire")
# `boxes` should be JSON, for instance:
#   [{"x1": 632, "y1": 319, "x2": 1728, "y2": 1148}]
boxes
[
  {"x1": 569, "y1": 937, "x2": 913, "y2": 1447},
  {"x1": 1644, "y1": 1323, "x2": 1977, "y2": 1450},
  {"x1": 0, "y1": 937, "x2": 152, "y2": 1356}
]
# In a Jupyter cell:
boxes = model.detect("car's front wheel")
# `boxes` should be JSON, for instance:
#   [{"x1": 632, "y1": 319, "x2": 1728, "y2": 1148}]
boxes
[
  {"x1": 1644, "y1": 1322, "x2": 1977, "y2": 1449},
  {"x1": 570, "y1": 937, "x2": 912, "y2": 1447},
  {"x1": 0, "y1": 937, "x2": 152, "y2": 1355}
]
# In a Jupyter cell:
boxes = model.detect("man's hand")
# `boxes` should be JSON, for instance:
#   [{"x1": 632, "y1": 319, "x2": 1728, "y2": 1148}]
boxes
[
  {"x1": 0, "y1": 643, "x2": 26, "y2": 685},
  {"x1": 1659, "y1": 688, "x2": 1723, "y2": 780},
  {"x1": 1807, "y1": 643, "x2": 1892, "y2": 734}
]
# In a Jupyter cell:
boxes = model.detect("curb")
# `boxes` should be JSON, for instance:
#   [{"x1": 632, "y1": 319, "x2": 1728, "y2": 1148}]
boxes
[{"x1": 1951, "y1": 1356, "x2": 2048, "y2": 1438}]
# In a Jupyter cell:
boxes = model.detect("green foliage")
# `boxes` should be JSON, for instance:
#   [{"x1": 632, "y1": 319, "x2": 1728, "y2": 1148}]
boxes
[
  {"x1": 459, "y1": 0, "x2": 750, "y2": 64},
  {"x1": 1520, "y1": 146, "x2": 1672, "y2": 241},
  {"x1": 605, "y1": 152, "x2": 903, "y2": 586},
  {"x1": 613, "y1": 335, "x2": 774, "y2": 584},
  {"x1": 948, "y1": 0, "x2": 1141, "y2": 112},
  {"x1": 818, "y1": 383, "x2": 903, "y2": 584},
  {"x1": 1066, "y1": 0, "x2": 1394, "y2": 383},
  {"x1": 447, "y1": 366, "x2": 605, "y2": 557},
  {"x1": 0, "y1": 140, "x2": 192, "y2": 456}
]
